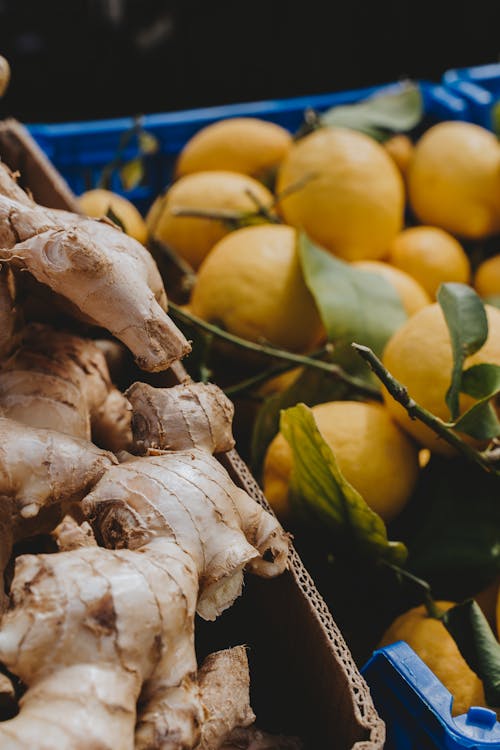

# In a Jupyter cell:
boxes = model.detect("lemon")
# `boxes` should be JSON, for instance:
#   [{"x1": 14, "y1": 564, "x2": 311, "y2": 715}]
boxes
[
  {"x1": 475, "y1": 255, "x2": 500, "y2": 299},
  {"x1": 352, "y1": 260, "x2": 431, "y2": 316},
  {"x1": 384, "y1": 134, "x2": 414, "y2": 180},
  {"x1": 379, "y1": 602, "x2": 486, "y2": 716},
  {"x1": 78, "y1": 189, "x2": 148, "y2": 244},
  {"x1": 276, "y1": 127, "x2": 404, "y2": 261},
  {"x1": 146, "y1": 171, "x2": 274, "y2": 270},
  {"x1": 263, "y1": 400, "x2": 419, "y2": 522},
  {"x1": 190, "y1": 224, "x2": 322, "y2": 352},
  {"x1": 388, "y1": 226, "x2": 471, "y2": 298},
  {"x1": 176, "y1": 118, "x2": 292, "y2": 178},
  {"x1": 408, "y1": 122, "x2": 500, "y2": 239},
  {"x1": 382, "y1": 303, "x2": 500, "y2": 454}
]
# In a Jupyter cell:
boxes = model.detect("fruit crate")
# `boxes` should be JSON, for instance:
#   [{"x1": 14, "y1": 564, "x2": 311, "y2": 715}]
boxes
[
  {"x1": 0, "y1": 118, "x2": 385, "y2": 750},
  {"x1": 26, "y1": 80, "x2": 469, "y2": 213},
  {"x1": 443, "y1": 63, "x2": 500, "y2": 130}
]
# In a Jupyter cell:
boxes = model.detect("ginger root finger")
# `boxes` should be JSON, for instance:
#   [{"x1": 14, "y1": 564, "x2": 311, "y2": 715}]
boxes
[
  {"x1": 126, "y1": 381, "x2": 235, "y2": 454},
  {"x1": 0, "y1": 267, "x2": 17, "y2": 359},
  {"x1": 197, "y1": 647, "x2": 255, "y2": 750},
  {"x1": 52, "y1": 516, "x2": 97, "y2": 551}
]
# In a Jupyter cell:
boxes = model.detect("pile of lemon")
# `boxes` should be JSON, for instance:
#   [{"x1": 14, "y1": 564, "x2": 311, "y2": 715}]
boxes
[{"x1": 78, "y1": 114, "x2": 500, "y2": 713}]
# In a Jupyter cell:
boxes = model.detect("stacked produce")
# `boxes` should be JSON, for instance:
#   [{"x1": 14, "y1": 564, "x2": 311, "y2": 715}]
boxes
[
  {"x1": 0, "y1": 158, "x2": 293, "y2": 749},
  {"x1": 78, "y1": 84, "x2": 500, "y2": 720}
]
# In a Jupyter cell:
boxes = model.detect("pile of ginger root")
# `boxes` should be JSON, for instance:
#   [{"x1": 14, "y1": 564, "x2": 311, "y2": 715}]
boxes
[{"x1": 0, "y1": 161, "x2": 299, "y2": 750}]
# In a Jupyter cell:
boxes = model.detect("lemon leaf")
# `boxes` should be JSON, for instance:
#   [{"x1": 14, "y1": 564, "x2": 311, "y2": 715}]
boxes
[
  {"x1": 449, "y1": 363, "x2": 500, "y2": 440},
  {"x1": 138, "y1": 130, "x2": 159, "y2": 155},
  {"x1": 441, "y1": 599, "x2": 500, "y2": 709},
  {"x1": 105, "y1": 206, "x2": 125, "y2": 233},
  {"x1": 319, "y1": 82, "x2": 422, "y2": 142},
  {"x1": 299, "y1": 233, "x2": 407, "y2": 358},
  {"x1": 438, "y1": 283, "x2": 488, "y2": 421},
  {"x1": 280, "y1": 403, "x2": 407, "y2": 564},
  {"x1": 120, "y1": 158, "x2": 144, "y2": 191}
]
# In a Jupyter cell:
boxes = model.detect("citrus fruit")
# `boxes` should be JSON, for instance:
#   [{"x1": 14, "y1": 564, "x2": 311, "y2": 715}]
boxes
[
  {"x1": 276, "y1": 127, "x2": 404, "y2": 261},
  {"x1": 78, "y1": 188, "x2": 148, "y2": 244},
  {"x1": 384, "y1": 134, "x2": 414, "y2": 180},
  {"x1": 263, "y1": 400, "x2": 419, "y2": 522},
  {"x1": 379, "y1": 602, "x2": 486, "y2": 716},
  {"x1": 382, "y1": 303, "x2": 500, "y2": 454},
  {"x1": 176, "y1": 117, "x2": 292, "y2": 179},
  {"x1": 388, "y1": 226, "x2": 470, "y2": 298},
  {"x1": 408, "y1": 121, "x2": 500, "y2": 239},
  {"x1": 352, "y1": 260, "x2": 431, "y2": 316},
  {"x1": 190, "y1": 224, "x2": 322, "y2": 351},
  {"x1": 475, "y1": 255, "x2": 500, "y2": 299},
  {"x1": 146, "y1": 171, "x2": 274, "y2": 270}
]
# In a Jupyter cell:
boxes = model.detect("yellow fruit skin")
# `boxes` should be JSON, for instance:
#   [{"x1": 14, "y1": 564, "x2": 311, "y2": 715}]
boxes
[
  {"x1": 379, "y1": 602, "x2": 486, "y2": 716},
  {"x1": 263, "y1": 400, "x2": 419, "y2": 523},
  {"x1": 353, "y1": 260, "x2": 431, "y2": 316},
  {"x1": 408, "y1": 121, "x2": 500, "y2": 239},
  {"x1": 146, "y1": 171, "x2": 274, "y2": 270},
  {"x1": 388, "y1": 226, "x2": 470, "y2": 298},
  {"x1": 276, "y1": 127, "x2": 404, "y2": 261},
  {"x1": 475, "y1": 254, "x2": 500, "y2": 299},
  {"x1": 384, "y1": 134, "x2": 414, "y2": 180},
  {"x1": 190, "y1": 225, "x2": 322, "y2": 352},
  {"x1": 382, "y1": 303, "x2": 500, "y2": 454},
  {"x1": 78, "y1": 189, "x2": 148, "y2": 244},
  {"x1": 176, "y1": 117, "x2": 292, "y2": 178}
]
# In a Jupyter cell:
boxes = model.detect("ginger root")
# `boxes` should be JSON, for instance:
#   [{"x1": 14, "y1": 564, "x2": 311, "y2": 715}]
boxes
[
  {"x1": 0, "y1": 266, "x2": 17, "y2": 359},
  {"x1": 127, "y1": 381, "x2": 235, "y2": 455},
  {"x1": 0, "y1": 323, "x2": 132, "y2": 450},
  {"x1": 0, "y1": 164, "x2": 189, "y2": 371}
]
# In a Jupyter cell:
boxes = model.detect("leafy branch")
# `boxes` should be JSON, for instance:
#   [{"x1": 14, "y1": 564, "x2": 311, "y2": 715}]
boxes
[{"x1": 353, "y1": 343, "x2": 500, "y2": 475}]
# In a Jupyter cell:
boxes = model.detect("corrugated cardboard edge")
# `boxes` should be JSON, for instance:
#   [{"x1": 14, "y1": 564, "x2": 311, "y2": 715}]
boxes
[{"x1": 0, "y1": 123, "x2": 386, "y2": 749}]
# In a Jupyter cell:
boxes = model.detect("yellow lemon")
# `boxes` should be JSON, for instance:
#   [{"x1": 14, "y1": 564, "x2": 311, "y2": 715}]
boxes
[
  {"x1": 379, "y1": 602, "x2": 486, "y2": 716},
  {"x1": 190, "y1": 224, "x2": 322, "y2": 352},
  {"x1": 146, "y1": 171, "x2": 274, "y2": 270},
  {"x1": 408, "y1": 121, "x2": 500, "y2": 239},
  {"x1": 388, "y1": 226, "x2": 471, "y2": 298},
  {"x1": 78, "y1": 188, "x2": 147, "y2": 244},
  {"x1": 276, "y1": 127, "x2": 404, "y2": 261},
  {"x1": 382, "y1": 303, "x2": 500, "y2": 454},
  {"x1": 176, "y1": 117, "x2": 292, "y2": 178},
  {"x1": 475, "y1": 255, "x2": 500, "y2": 299},
  {"x1": 384, "y1": 134, "x2": 414, "y2": 180},
  {"x1": 353, "y1": 260, "x2": 431, "y2": 316},
  {"x1": 263, "y1": 400, "x2": 419, "y2": 522}
]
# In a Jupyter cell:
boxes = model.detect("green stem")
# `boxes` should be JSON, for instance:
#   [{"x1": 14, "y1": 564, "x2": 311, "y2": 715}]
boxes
[
  {"x1": 353, "y1": 343, "x2": 500, "y2": 476},
  {"x1": 148, "y1": 238, "x2": 197, "y2": 293},
  {"x1": 98, "y1": 116, "x2": 143, "y2": 190},
  {"x1": 383, "y1": 562, "x2": 442, "y2": 619},
  {"x1": 169, "y1": 303, "x2": 380, "y2": 397}
]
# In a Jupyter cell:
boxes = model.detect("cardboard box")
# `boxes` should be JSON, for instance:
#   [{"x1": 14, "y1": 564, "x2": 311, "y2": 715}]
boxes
[{"x1": 0, "y1": 120, "x2": 385, "y2": 749}]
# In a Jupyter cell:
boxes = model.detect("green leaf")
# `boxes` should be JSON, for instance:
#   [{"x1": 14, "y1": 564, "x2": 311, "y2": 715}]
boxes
[
  {"x1": 438, "y1": 283, "x2": 488, "y2": 420},
  {"x1": 493, "y1": 100, "x2": 500, "y2": 139},
  {"x1": 138, "y1": 130, "x2": 159, "y2": 155},
  {"x1": 105, "y1": 206, "x2": 126, "y2": 232},
  {"x1": 319, "y1": 82, "x2": 422, "y2": 142},
  {"x1": 280, "y1": 403, "x2": 407, "y2": 564},
  {"x1": 406, "y1": 456, "x2": 500, "y2": 598},
  {"x1": 449, "y1": 363, "x2": 500, "y2": 440},
  {"x1": 299, "y1": 234, "x2": 407, "y2": 358},
  {"x1": 250, "y1": 366, "x2": 350, "y2": 476},
  {"x1": 120, "y1": 158, "x2": 144, "y2": 191},
  {"x1": 441, "y1": 600, "x2": 500, "y2": 708}
]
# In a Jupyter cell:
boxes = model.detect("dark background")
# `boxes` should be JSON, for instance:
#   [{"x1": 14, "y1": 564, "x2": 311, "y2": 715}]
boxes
[{"x1": 0, "y1": 0, "x2": 499, "y2": 123}]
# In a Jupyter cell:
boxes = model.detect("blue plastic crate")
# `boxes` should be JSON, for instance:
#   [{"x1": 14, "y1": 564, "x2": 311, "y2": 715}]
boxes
[
  {"x1": 443, "y1": 63, "x2": 500, "y2": 130},
  {"x1": 27, "y1": 80, "x2": 469, "y2": 213},
  {"x1": 362, "y1": 641, "x2": 500, "y2": 749}
]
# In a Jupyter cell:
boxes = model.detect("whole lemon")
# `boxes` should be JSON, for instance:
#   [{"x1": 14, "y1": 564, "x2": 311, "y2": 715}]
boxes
[
  {"x1": 352, "y1": 260, "x2": 431, "y2": 316},
  {"x1": 475, "y1": 255, "x2": 500, "y2": 299},
  {"x1": 78, "y1": 189, "x2": 148, "y2": 244},
  {"x1": 190, "y1": 224, "x2": 322, "y2": 352},
  {"x1": 408, "y1": 122, "x2": 500, "y2": 239},
  {"x1": 379, "y1": 602, "x2": 486, "y2": 716},
  {"x1": 263, "y1": 400, "x2": 419, "y2": 522},
  {"x1": 382, "y1": 303, "x2": 500, "y2": 454},
  {"x1": 388, "y1": 226, "x2": 470, "y2": 298},
  {"x1": 146, "y1": 171, "x2": 274, "y2": 269},
  {"x1": 176, "y1": 117, "x2": 292, "y2": 178},
  {"x1": 276, "y1": 127, "x2": 404, "y2": 261}
]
